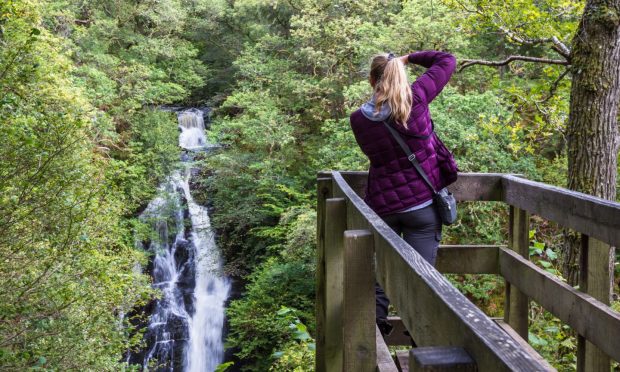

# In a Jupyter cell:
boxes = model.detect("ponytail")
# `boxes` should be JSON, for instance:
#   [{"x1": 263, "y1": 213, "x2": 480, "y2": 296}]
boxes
[{"x1": 370, "y1": 54, "x2": 412, "y2": 127}]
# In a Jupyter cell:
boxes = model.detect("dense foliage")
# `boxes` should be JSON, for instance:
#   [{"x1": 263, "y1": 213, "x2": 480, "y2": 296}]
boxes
[
  {"x1": 0, "y1": 0, "x2": 208, "y2": 369},
  {"x1": 2, "y1": 0, "x2": 618, "y2": 370}
]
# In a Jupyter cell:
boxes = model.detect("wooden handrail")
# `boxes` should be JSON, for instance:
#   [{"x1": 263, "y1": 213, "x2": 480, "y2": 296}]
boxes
[
  {"x1": 502, "y1": 174, "x2": 620, "y2": 247},
  {"x1": 316, "y1": 171, "x2": 620, "y2": 372},
  {"x1": 325, "y1": 171, "x2": 620, "y2": 246},
  {"x1": 500, "y1": 247, "x2": 620, "y2": 361}
]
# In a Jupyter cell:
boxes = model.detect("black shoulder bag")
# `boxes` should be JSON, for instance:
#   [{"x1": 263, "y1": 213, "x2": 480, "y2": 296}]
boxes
[{"x1": 382, "y1": 121, "x2": 457, "y2": 225}]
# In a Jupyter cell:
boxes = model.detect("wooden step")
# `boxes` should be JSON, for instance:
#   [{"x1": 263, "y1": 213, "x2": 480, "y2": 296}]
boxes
[
  {"x1": 385, "y1": 317, "x2": 554, "y2": 371},
  {"x1": 395, "y1": 347, "x2": 476, "y2": 371},
  {"x1": 384, "y1": 316, "x2": 414, "y2": 346}
]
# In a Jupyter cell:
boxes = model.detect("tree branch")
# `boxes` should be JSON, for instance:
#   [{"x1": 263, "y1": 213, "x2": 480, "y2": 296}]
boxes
[
  {"x1": 459, "y1": 55, "x2": 570, "y2": 72},
  {"x1": 549, "y1": 36, "x2": 572, "y2": 59},
  {"x1": 538, "y1": 67, "x2": 571, "y2": 103},
  {"x1": 452, "y1": 0, "x2": 482, "y2": 15},
  {"x1": 498, "y1": 26, "x2": 571, "y2": 59}
]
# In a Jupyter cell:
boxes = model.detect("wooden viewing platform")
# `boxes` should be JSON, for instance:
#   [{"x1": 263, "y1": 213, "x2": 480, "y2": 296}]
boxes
[{"x1": 316, "y1": 171, "x2": 620, "y2": 372}]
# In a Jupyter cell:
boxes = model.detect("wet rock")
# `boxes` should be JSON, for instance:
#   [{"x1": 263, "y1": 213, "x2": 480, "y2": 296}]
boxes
[
  {"x1": 139, "y1": 313, "x2": 189, "y2": 371},
  {"x1": 174, "y1": 238, "x2": 192, "y2": 267}
]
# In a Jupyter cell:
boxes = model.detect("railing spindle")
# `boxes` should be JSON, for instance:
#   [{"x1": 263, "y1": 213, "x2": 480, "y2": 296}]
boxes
[
  {"x1": 578, "y1": 234, "x2": 612, "y2": 372},
  {"x1": 505, "y1": 206, "x2": 530, "y2": 340}
]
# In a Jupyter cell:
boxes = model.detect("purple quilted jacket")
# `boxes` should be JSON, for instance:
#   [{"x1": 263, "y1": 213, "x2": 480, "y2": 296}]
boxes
[{"x1": 350, "y1": 51, "x2": 458, "y2": 216}]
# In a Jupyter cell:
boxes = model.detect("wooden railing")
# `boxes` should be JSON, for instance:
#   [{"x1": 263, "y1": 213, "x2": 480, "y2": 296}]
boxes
[{"x1": 316, "y1": 171, "x2": 620, "y2": 372}]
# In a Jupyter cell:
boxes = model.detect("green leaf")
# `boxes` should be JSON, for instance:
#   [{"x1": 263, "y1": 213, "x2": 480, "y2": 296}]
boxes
[
  {"x1": 545, "y1": 268, "x2": 560, "y2": 275},
  {"x1": 215, "y1": 361, "x2": 234, "y2": 372},
  {"x1": 295, "y1": 323, "x2": 307, "y2": 333},
  {"x1": 294, "y1": 332, "x2": 311, "y2": 341},
  {"x1": 560, "y1": 339, "x2": 575, "y2": 349},
  {"x1": 545, "y1": 248, "x2": 557, "y2": 260},
  {"x1": 544, "y1": 326, "x2": 558, "y2": 334},
  {"x1": 528, "y1": 333, "x2": 548, "y2": 346},
  {"x1": 276, "y1": 307, "x2": 292, "y2": 316},
  {"x1": 36, "y1": 356, "x2": 46, "y2": 366},
  {"x1": 539, "y1": 260, "x2": 552, "y2": 268}
]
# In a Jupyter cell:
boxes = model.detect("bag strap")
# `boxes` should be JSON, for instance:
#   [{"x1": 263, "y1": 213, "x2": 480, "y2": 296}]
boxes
[{"x1": 382, "y1": 121, "x2": 438, "y2": 195}]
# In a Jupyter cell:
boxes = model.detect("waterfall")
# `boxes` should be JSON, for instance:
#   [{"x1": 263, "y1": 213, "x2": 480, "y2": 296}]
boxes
[
  {"x1": 130, "y1": 108, "x2": 230, "y2": 371},
  {"x1": 178, "y1": 108, "x2": 207, "y2": 150}
]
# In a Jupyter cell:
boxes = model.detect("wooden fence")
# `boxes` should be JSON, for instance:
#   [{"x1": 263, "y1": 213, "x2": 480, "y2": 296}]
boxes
[{"x1": 316, "y1": 171, "x2": 619, "y2": 372}]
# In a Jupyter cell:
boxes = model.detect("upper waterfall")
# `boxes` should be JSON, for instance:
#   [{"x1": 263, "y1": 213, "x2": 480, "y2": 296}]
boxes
[{"x1": 178, "y1": 109, "x2": 209, "y2": 150}]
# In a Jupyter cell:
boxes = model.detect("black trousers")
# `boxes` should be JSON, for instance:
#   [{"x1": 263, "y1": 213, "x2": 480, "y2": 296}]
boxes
[{"x1": 376, "y1": 203, "x2": 442, "y2": 322}]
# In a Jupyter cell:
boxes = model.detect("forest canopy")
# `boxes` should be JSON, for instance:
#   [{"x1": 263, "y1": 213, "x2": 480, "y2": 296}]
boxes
[{"x1": 1, "y1": 0, "x2": 618, "y2": 371}]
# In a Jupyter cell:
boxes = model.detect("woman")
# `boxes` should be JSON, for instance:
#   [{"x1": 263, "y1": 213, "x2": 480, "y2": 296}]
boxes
[{"x1": 349, "y1": 50, "x2": 458, "y2": 336}]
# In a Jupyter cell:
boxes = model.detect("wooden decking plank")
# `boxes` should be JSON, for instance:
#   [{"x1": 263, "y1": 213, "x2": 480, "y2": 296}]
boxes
[
  {"x1": 436, "y1": 245, "x2": 500, "y2": 274},
  {"x1": 502, "y1": 175, "x2": 620, "y2": 247}
]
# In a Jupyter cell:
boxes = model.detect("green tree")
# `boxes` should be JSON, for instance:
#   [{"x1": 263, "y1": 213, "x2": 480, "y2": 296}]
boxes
[
  {"x1": 1, "y1": 0, "x2": 211, "y2": 368},
  {"x1": 448, "y1": 0, "x2": 619, "y2": 291},
  {"x1": 0, "y1": 1, "x2": 152, "y2": 368}
]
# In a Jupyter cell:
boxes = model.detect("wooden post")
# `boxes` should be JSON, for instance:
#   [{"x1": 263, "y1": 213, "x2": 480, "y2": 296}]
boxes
[
  {"x1": 343, "y1": 230, "x2": 375, "y2": 372},
  {"x1": 504, "y1": 206, "x2": 529, "y2": 340},
  {"x1": 324, "y1": 198, "x2": 346, "y2": 372},
  {"x1": 316, "y1": 176, "x2": 333, "y2": 372},
  {"x1": 577, "y1": 235, "x2": 611, "y2": 372}
]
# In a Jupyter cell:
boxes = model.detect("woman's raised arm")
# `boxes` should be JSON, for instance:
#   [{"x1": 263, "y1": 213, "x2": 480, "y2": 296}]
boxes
[{"x1": 406, "y1": 51, "x2": 456, "y2": 104}]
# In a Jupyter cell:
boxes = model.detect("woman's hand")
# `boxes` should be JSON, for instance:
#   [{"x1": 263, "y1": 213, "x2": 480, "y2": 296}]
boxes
[{"x1": 399, "y1": 55, "x2": 409, "y2": 65}]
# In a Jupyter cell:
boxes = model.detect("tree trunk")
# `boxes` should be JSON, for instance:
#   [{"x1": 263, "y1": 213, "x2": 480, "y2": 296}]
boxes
[{"x1": 561, "y1": 0, "x2": 620, "y2": 287}]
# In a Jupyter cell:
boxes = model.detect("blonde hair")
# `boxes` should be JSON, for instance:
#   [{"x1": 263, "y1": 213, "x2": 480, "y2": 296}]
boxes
[{"x1": 370, "y1": 54, "x2": 412, "y2": 127}]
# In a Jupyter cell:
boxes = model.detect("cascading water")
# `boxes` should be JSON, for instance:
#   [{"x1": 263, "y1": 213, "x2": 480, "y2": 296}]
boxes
[
  {"x1": 178, "y1": 109, "x2": 208, "y2": 150},
  {"x1": 181, "y1": 167, "x2": 229, "y2": 372},
  {"x1": 129, "y1": 108, "x2": 230, "y2": 371}
]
